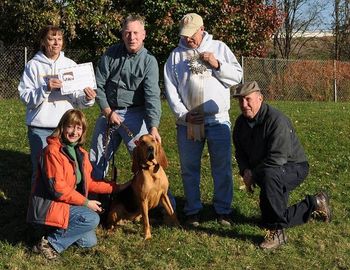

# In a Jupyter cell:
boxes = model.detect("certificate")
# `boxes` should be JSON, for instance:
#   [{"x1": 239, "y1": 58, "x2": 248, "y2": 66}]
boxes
[{"x1": 58, "y1": 62, "x2": 97, "y2": 95}]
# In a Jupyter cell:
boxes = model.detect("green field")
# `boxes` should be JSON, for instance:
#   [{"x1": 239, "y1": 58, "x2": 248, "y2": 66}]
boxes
[{"x1": 0, "y1": 99, "x2": 349, "y2": 270}]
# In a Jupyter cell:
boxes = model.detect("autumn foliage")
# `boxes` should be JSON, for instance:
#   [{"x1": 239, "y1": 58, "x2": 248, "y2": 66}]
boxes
[
  {"x1": 144, "y1": 0, "x2": 284, "y2": 65},
  {"x1": 0, "y1": 0, "x2": 283, "y2": 65},
  {"x1": 212, "y1": 0, "x2": 284, "y2": 57},
  {"x1": 247, "y1": 59, "x2": 350, "y2": 101}
]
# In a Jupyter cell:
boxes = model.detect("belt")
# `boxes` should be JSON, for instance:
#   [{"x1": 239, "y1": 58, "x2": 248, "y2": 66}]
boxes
[
  {"x1": 28, "y1": 125, "x2": 55, "y2": 130},
  {"x1": 112, "y1": 105, "x2": 142, "y2": 110}
]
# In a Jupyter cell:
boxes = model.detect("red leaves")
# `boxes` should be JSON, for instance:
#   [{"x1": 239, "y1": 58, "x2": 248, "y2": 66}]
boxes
[{"x1": 213, "y1": 1, "x2": 284, "y2": 57}]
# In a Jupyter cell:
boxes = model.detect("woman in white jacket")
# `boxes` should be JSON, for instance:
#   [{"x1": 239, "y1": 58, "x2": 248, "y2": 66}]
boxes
[{"x1": 18, "y1": 25, "x2": 96, "y2": 184}]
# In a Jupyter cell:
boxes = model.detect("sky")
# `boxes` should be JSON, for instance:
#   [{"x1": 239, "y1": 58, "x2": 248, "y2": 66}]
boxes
[
  {"x1": 298, "y1": 0, "x2": 334, "y2": 30},
  {"x1": 320, "y1": 1, "x2": 334, "y2": 30}
]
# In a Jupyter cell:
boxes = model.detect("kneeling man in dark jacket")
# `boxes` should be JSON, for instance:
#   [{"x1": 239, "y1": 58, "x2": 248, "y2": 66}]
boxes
[{"x1": 232, "y1": 81, "x2": 331, "y2": 249}]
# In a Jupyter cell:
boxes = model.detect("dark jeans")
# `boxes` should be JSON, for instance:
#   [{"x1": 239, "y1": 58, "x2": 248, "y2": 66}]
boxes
[{"x1": 255, "y1": 162, "x2": 316, "y2": 229}]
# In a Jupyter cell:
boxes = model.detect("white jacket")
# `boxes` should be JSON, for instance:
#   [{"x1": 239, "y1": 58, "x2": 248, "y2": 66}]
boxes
[
  {"x1": 18, "y1": 51, "x2": 94, "y2": 128},
  {"x1": 164, "y1": 32, "x2": 243, "y2": 125}
]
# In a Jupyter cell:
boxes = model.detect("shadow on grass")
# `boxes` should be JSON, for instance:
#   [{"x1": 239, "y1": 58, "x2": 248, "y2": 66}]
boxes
[
  {"x1": 101, "y1": 194, "x2": 263, "y2": 245},
  {"x1": 0, "y1": 149, "x2": 33, "y2": 245},
  {"x1": 150, "y1": 196, "x2": 263, "y2": 245},
  {"x1": 0, "y1": 146, "x2": 263, "y2": 247}
]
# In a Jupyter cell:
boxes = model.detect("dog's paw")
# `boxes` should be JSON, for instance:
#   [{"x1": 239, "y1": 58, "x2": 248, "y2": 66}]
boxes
[
  {"x1": 134, "y1": 215, "x2": 142, "y2": 222},
  {"x1": 144, "y1": 234, "x2": 152, "y2": 240},
  {"x1": 106, "y1": 225, "x2": 115, "y2": 232}
]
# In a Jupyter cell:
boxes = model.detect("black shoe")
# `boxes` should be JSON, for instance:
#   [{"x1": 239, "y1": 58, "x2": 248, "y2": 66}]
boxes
[
  {"x1": 185, "y1": 214, "x2": 200, "y2": 227},
  {"x1": 216, "y1": 213, "x2": 232, "y2": 226},
  {"x1": 312, "y1": 192, "x2": 332, "y2": 222},
  {"x1": 259, "y1": 229, "x2": 287, "y2": 249}
]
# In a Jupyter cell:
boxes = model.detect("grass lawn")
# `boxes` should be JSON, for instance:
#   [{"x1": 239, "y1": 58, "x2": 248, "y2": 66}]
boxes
[{"x1": 0, "y1": 99, "x2": 349, "y2": 270}]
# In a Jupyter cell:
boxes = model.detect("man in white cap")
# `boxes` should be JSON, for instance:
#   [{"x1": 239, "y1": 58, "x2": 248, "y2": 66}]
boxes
[
  {"x1": 232, "y1": 81, "x2": 332, "y2": 249},
  {"x1": 164, "y1": 13, "x2": 243, "y2": 227}
]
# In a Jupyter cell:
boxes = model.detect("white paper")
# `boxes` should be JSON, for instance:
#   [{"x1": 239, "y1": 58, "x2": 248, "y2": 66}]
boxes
[{"x1": 58, "y1": 62, "x2": 97, "y2": 95}]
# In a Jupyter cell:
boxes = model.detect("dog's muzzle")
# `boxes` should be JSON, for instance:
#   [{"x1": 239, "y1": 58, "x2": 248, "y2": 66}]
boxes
[{"x1": 146, "y1": 146, "x2": 155, "y2": 160}]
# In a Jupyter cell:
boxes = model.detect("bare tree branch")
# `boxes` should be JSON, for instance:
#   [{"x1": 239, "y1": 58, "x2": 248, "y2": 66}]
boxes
[{"x1": 273, "y1": 0, "x2": 328, "y2": 59}]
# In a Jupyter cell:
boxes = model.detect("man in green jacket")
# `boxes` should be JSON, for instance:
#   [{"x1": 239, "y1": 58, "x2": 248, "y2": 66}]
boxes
[
  {"x1": 90, "y1": 14, "x2": 161, "y2": 178},
  {"x1": 232, "y1": 81, "x2": 331, "y2": 249}
]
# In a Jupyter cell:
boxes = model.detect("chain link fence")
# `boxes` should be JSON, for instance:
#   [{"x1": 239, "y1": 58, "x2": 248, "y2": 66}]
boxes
[
  {"x1": 0, "y1": 47, "x2": 92, "y2": 99},
  {"x1": 0, "y1": 47, "x2": 24, "y2": 99},
  {"x1": 242, "y1": 57, "x2": 350, "y2": 102},
  {"x1": 1, "y1": 47, "x2": 350, "y2": 101}
]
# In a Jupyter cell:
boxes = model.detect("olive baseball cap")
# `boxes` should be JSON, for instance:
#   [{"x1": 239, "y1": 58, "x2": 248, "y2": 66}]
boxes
[{"x1": 231, "y1": 81, "x2": 261, "y2": 97}]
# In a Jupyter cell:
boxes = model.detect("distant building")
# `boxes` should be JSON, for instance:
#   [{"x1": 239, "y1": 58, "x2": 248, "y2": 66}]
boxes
[{"x1": 292, "y1": 30, "x2": 333, "y2": 38}]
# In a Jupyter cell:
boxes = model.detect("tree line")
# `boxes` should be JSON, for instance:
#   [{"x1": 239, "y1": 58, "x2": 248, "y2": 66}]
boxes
[
  {"x1": 2, "y1": 1, "x2": 349, "y2": 63},
  {"x1": 0, "y1": 0, "x2": 283, "y2": 66}
]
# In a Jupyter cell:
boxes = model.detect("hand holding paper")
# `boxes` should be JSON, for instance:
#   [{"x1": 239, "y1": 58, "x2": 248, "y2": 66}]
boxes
[
  {"x1": 83, "y1": 87, "x2": 97, "y2": 100},
  {"x1": 58, "y1": 62, "x2": 97, "y2": 95}
]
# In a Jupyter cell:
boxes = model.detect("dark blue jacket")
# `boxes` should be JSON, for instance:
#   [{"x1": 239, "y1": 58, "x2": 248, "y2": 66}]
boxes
[{"x1": 233, "y1": 103, "x2": 307, "y2": 179}]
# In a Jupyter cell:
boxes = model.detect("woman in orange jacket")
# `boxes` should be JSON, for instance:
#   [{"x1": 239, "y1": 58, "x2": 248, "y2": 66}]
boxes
[{"x1": 27, "y1": 109, "x2": 123, "y2": 259}]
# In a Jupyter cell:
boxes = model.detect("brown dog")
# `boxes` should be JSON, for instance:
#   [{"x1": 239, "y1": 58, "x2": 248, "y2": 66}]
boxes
[{"x1": 106, "y1": 134, "x2": 179, "y2": 240}]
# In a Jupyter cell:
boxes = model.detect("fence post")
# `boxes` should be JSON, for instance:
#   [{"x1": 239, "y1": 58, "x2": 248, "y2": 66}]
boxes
[
  {"x1": 333, "y1": 60, "x2": 338, "y2": 102},
  {"x1": 24, "y1": 46, "x2": 28, "y2": 66},
  {"x1": 241, "y1": 56, "x2": 244, "y2": 83}
]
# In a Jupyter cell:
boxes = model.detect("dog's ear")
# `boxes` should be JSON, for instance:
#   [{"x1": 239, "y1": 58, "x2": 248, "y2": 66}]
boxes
[
  {"x1": 156, "y1": 143, "x2": 168, "y2": 169},
  {"x1": 131, "y1": 146, "x2": 141, "y2": 173}
]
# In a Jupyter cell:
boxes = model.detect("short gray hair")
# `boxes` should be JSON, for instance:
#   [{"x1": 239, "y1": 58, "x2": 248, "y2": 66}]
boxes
[{"x1": 122, "y1": 14, "x2": 145, "y2": 31}]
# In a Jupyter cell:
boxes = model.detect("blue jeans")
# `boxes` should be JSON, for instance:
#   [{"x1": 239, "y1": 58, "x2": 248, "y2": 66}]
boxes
[
  {"x1": 177, "y1": 122, "x2": 233, "y2": 216},
  {"x1": 90, "y1": 106, "x2": 148, "y2": 179},
  {"x1": 47, "y1": 206, "x2": 100, "y2": 253},
  {"x1": 90, "y1": 106, "x2": 176, "y2": 209},
  {"x1": 27, "y1": 127, "x2": 54, "y2": 185}
]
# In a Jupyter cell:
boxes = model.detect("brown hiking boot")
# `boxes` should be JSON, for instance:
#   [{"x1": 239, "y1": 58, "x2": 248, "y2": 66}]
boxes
[
  {"x1": 259, "y1": 229, "x2": 287, "y2": 249},
  {"x1": 32, "y1": 236, "x2": 58, "y2": 260},
  {"x1": 312, "y1": 192, "x2": 332, "y2": 222}
]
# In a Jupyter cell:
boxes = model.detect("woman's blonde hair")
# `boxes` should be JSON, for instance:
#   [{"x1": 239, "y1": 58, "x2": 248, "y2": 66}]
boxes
[{"x1": 51, "y1": 109, "x2": 87, "y2": 145}]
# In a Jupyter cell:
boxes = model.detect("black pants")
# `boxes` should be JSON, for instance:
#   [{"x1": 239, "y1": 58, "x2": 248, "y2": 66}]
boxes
[{"x1": 255, "y1": 162, "x2": 316, "y2": 229}]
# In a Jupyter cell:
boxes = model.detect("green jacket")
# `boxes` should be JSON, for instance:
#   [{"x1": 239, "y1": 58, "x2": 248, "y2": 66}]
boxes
[{"x1": 95, "y1": 43, "x2": 161, "y2": 128}]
